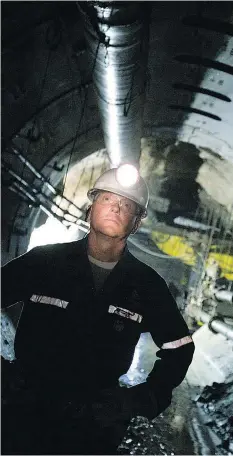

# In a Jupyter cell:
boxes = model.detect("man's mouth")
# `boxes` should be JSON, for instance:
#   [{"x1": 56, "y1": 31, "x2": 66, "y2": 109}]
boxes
[{"x1": 104, "y1": 217, "x2": 121, "y2": 224}]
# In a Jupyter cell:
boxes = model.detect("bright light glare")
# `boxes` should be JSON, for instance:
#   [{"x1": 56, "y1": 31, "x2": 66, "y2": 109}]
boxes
[
  {"x1": 116, "y1": 164, "x2": 139, "y2": 188},
  {"x1": 106, "y1": 66, "x2": 121, "y2": 167},
  {"x1": 27, "y1": 216, "x2": 71, "y2": 251}
]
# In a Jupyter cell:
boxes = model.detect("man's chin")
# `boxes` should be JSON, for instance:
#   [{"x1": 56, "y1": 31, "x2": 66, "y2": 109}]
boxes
[
  {"x1": 92, "y1": 223, "x2": 129, "y2": 239},
  {"x1": 100, "y1": 229, "x2": 121, "y2": 238},
  {"x1": 94, "y1": 226, "x2": 124, "y2": 239}
]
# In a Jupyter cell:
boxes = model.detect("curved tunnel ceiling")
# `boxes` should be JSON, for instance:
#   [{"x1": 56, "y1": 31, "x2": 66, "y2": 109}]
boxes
[{"x1": 2, "y1": 1, "x2": 233, "y2": 263}]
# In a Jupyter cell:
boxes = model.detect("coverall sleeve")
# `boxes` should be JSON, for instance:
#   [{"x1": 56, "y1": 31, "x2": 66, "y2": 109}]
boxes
[
  {"x1": 129, "y1": 274, "x2": 195, "y2": 419},
  {"x1": 1, "y1": 247, "x2": 41, "y2": 309}
]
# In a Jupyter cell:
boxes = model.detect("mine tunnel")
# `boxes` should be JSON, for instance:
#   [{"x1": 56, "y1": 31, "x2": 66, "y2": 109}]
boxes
[{"x1": 1, "y1": 1, "x2": 233, "y2": 455}]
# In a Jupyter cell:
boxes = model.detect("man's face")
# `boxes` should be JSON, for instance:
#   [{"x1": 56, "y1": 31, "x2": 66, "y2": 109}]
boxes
[{"x1": 90, "y1": 191, "x2": 139, "y2": 239}]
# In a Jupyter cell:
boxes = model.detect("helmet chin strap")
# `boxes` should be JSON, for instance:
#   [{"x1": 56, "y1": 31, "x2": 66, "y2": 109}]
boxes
[{"x1": 130, "y1": 216, "x2": 142, "y2": 235}]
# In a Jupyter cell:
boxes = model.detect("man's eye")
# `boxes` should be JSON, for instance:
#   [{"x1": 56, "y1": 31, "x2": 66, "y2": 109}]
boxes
[{"x1": 104, "y1": 196, "x2": 110, "y2": 201}]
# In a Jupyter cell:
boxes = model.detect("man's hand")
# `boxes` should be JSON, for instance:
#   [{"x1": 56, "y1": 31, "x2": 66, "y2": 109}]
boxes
[
  {"x1": 91, "y1": 382, "x2": 160, "y2": 427},
  {"x1": 91, "y1": 386, "x2": 133, "y2": 428}
]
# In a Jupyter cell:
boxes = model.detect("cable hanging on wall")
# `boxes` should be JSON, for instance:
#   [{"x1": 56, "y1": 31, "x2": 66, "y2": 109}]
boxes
[
  {"x1": 7, "y1": 31, "x2": 53, "y2": 256},
  {"x1": 57, "y1": 32, "x2": 102, "y2": 218},
  {"x1": 60, "y1": 2, "x2": 112, "y2": 201}
]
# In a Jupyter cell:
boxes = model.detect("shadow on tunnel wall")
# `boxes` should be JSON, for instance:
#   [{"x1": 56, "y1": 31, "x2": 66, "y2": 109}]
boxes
[
  {"x1": 145, "y1": 1, "x2": 233, "y2": 136},
  {"x1": 159, "y1": 142, "x2": 204, "y2": 225}
]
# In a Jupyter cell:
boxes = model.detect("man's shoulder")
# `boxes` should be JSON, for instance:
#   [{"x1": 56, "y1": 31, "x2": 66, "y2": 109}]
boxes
[
  {"x1": 28, "y1": 238, "x2": 85, "y2": 259},
  {"x1": 127, "y1": 250, "x2": 165, "y2": 284}
]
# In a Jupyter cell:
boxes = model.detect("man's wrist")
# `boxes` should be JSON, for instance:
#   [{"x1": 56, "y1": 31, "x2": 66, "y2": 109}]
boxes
[{"x1": 124, "y1": 382, "x2": 159, "y2": 419}]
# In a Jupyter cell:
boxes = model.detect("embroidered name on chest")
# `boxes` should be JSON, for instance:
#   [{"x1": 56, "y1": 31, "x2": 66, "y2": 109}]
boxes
[{"x1": 108, "y1": 305, "x2": 143, "y2": 323}]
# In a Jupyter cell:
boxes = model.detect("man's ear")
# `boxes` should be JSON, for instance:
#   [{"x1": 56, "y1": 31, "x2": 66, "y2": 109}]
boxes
[{"x1": 131, "y1": 217, "x2": 142, "y2": 235}]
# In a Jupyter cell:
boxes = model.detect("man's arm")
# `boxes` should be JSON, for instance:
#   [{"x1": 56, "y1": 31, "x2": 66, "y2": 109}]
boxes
[
  {"x1": 1, "y1": 247, "x2": 41, "y2": 309},
  {"x1": 129, "y1": 274, "x2": 195, "y2": 419},
  {"x1": 96, "y1": 273, "x2": 194, "y2": 424}
]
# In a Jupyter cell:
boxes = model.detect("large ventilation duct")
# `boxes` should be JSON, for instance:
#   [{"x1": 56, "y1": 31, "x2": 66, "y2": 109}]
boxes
[{"x1": 78, "y1": 2, "x2": 150, "y2": 167}]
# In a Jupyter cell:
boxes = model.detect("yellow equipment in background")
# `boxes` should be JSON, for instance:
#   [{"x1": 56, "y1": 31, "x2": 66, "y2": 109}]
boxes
[{"x1": 151, "y1": 231, "x2": 233, "y2": 280}]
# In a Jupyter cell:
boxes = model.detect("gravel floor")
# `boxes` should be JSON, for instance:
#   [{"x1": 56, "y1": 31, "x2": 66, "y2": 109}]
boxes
[{"x1": 118, "y1": 381, "x2": 196, "y2": 455}]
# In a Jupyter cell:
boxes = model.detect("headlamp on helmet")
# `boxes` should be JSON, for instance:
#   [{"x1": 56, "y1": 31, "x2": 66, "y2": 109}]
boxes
[{"x1": 116, "y1": 164, "x2": 139, "y2": 188}]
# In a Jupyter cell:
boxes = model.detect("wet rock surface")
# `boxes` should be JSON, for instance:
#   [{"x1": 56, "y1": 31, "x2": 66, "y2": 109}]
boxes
[
  {"x1": 194, "y1": 380, "x2": 233, "y2": 455},
  {"x1": 118, "y1": 416, "x2": 176, "y2": 455},
  {"x1": 118, "y1": 379, "x2": 233, "y2": 455},
  {"x1": 118, "y1": 381, "x2": 196, "y2": 455}
]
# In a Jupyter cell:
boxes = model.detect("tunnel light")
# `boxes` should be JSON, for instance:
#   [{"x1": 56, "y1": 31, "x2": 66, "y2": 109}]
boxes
[{"x1": 116, "y1": 164, "x2": 139, "y2": 188}]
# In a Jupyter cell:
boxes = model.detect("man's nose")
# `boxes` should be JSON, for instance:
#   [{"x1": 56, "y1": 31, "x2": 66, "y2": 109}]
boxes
[{"x1": 110, "y1": 199, "x2": 121, "y2": 213}]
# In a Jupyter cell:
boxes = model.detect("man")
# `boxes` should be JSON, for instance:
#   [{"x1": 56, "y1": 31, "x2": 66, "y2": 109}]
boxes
[{"x1": 1, "y1": 164, "x2": 195, "y2": 455}]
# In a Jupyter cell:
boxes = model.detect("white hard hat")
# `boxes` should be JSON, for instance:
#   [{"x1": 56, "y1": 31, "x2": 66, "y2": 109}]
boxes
[{"x1": 87, "y1": 164, "x2": 149, "y2": 218}]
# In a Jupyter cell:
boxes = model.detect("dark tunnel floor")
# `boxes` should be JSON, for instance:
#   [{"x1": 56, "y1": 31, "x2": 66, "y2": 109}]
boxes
[
  {"x1": 118, "y1": 381, "x2": 196, "y2": 455},
  {"x1": 1, "y1": 368, "x2": 233, "y2": 455},
  {"x1": 118, "y1": 379, "x2": 233, "y2": 456}
]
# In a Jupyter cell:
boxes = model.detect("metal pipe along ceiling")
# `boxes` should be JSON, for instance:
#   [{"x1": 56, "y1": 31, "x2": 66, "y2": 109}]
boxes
[
  {"x1": 79, "y1": 2, "x2": 150, "y2": 167},
  {"x1": 200, "y1": 311, "x2": 233, "y2": 341}
]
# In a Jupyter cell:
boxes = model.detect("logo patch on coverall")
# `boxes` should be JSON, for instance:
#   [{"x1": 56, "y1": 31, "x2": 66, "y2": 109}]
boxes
[
  {"x1": 113, "y1": 320, "x2": 125, "y2": 331},
  {"x1": 108, "y1": 305, "x2": 143, "y2": 323}
]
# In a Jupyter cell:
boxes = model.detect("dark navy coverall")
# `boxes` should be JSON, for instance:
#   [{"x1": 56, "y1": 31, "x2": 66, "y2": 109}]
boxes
[{"x1": 1, "y1": 236, "x2": 195, "y2": 454}]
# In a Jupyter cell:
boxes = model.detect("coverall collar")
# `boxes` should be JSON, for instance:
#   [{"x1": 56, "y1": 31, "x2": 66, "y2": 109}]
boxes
[{"x1": 79, "y1": 235, "x2": 134, "y2": 295}]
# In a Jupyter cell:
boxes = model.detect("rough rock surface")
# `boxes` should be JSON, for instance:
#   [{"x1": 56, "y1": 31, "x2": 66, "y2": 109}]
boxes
[
  {"x1": 118, "y1": 381, "x2": 196, "y2": 455},
  {"x1": 194, "y1": 380, "x2": 233, "y2": 455}
]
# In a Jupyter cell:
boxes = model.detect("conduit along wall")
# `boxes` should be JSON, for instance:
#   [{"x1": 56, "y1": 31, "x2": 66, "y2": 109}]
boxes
[{"x1": 78, "y1": 1, "x2": 150, "y2": 167}]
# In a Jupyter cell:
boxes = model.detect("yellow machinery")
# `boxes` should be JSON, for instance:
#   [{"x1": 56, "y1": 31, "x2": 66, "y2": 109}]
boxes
[{"x1": 151, "y1": 231, "x2": 233, "y2": 281}]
